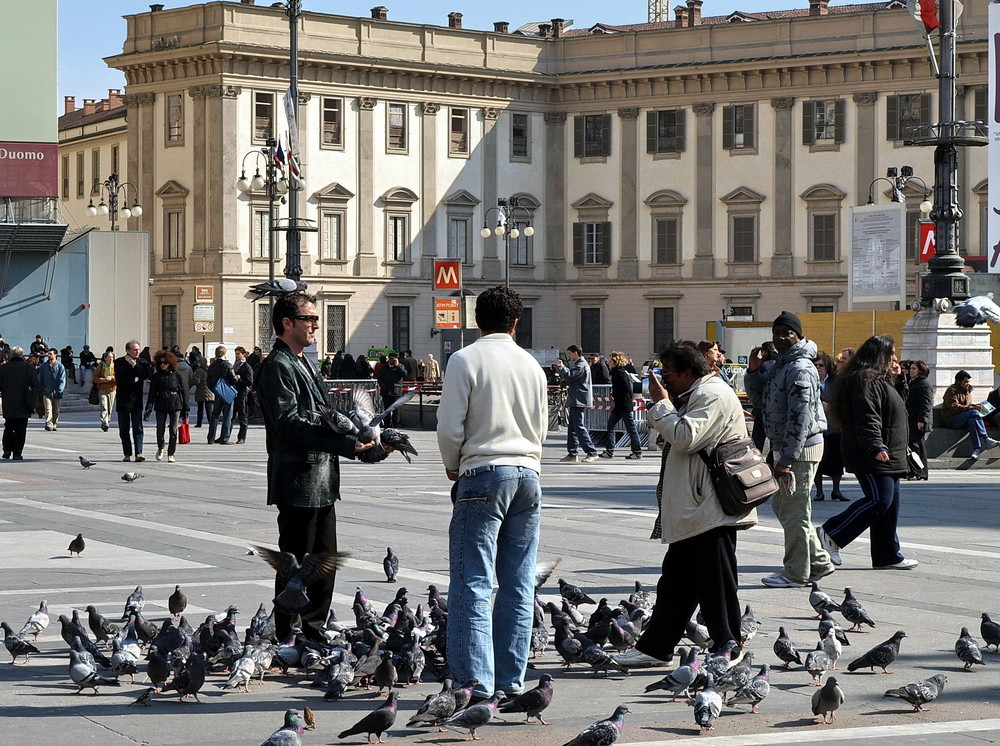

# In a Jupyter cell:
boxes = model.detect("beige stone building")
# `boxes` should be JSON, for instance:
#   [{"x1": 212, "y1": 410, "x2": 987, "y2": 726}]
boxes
[{"x1": 102, "y1": 0, "x2": 989, "y2": 362}]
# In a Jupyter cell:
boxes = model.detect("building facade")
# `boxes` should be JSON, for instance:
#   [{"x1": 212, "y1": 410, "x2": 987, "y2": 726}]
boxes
[{"x1": 104, "y1": 0, "x2": 989, "y2": 362}]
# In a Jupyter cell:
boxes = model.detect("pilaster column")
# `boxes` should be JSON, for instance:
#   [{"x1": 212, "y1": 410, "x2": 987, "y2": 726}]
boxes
[
  {"x1": 853, "y1": 92, "x2": 878, "y2": 207},
  {"x1": 692, "y1": 102, "x2": 715, "y2": 278},
  {"x1": 356, "y1": 96, "x2": 378, "y2": 275},
  {"x1": 617, "y1": 107, "x2": 639, "y2": 280},
  {"x1": 482, "y1": 107, "x2": 502, "y2": 281},
  {"x1": 770, "y1": 96, "x2": 795, "y2": 277},
  {"x1": 543, "y1": 112, "x2": 567, "y2": 282},
  {"x1": 420, "y1": 101, "x2": 439, "y2": 279}
]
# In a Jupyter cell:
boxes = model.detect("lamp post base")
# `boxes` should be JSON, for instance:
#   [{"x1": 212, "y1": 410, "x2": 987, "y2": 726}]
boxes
[{"x1": 919, "y1": 271, "x2": 970, "y2": 307}]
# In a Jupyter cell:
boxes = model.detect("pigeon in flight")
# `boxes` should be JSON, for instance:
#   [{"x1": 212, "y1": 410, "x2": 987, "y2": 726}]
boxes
[
  {"x1": 884, "y1": 673, "x2": 947, "y2": 712},
  {"x1": 79, "y1": 456, "x2": 97, "y2": 469},
  {"x1": 121, "y1": 472, "x2": 144, "y2": 483},
  {"x1": 67, "y1": 533, "x2": 86, "y2": 557},
  {"x1": 955, "y1": 293, "x2": 1000, "y2": 327},
  {"x1": 812, "y1": 676, "x2": 844, "y2": 724},
  {"x1": 316, "y1": 388, "x2": 418, "y2": 463},
  {"x1": 249, "y1": 545, "x2": 348, "y2": 615},
  {"x1": 245, "y1": 278, "x2": 308, "y2": 301}
]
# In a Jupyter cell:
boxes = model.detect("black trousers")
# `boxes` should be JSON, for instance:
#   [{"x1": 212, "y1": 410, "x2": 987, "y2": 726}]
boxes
[
  {"x1": 636, "y1": 525, "x2": 742, "y2": 660},
  {"x1": 275, "y1": 503, "x2": 338, "y2": 641},
  {"x1": 381, "y1": 393, "x2": 400, "y2": 427},
  {"x1": 2, "y1": 418, "x2": 28, "y2": 457},
  {"x1": 908, "y1": 432, "x2": 928, "y2": 480}
]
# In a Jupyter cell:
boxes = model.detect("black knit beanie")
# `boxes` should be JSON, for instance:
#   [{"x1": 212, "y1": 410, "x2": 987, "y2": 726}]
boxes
[{"x1": 772, "y1": 310, "x2": 803, "y2": 338}]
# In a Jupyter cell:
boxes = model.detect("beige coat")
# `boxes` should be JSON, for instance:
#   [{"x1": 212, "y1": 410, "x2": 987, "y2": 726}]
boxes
[{"x1": 649, "y1": 373, "x2": 757, "y2": 544}]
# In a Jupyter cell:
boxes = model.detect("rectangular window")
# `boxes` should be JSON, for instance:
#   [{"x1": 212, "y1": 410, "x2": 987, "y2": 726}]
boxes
[
  {"x1": 974, "y1": 87, "x2": 986, "y2": 126},
  {"x1": 253, "y1": 91, "x2": 275, "y2": 143},
  {"x1": 646, "y1": 109, "x2": 686, "y2": 154},
  {"x1": 321, "y1": 97, "x2": 343, "y2": 148},
  {"x1": 251, "y1": 208, "x2": 270, "y2": 259},
  {"x1": 388, "y1": 214, "x2": 408, "y2": 262},
  {"x1": 803, "y1": 99, "x2": 845, "y2": 145},
  {"x1": 722, "y1": 104, "x2": 756, "y2": 150},
  {"x1": 320, "y1": 212, "x2": 343, "y2": 260},
  {"x1": 731, "y1": 215, "x2": 756, "y2": 263},
  {"x1": 257, "y1": 303, "x2": 274, "y2": 353},
  {"x1": 572, "y1": 222, "x2": 611, "y2": 266},
  {"x1": 164, "y1": 210, "x2": 184, "y2": 259},
  {"x1": 811, "y1": 305, "x2": 834, "y2": 314},
  {"x1": 160, "y1": 305, "x2": 178, "y2": 349},
  {"x1": 387, "y1": 102, "x2": 407, "y2": 152},
  {"x1": 61, "y1": 155, "x2": 69, "y2": 200},
  {"x1": 91, "y1": 149, "x2": 101, "y2": 195},
  {"x1": 811, "y1": 213, "x2": 837, "y2": 261},
  {"x1": 166, "y1": 93, "x2": 183, "y2": 144},
  {"x1": 653, "y1": 217, "x2": 679, "y2": 264},
  {"x1": 111, "y1": 145, "x2": 119, "y2": 175},
  {"x1": 76, "y1": 151, "x2": 85, "y2": 198},
  {"x1": 573, "y1": 114, "x2": 612, "y2": 158},
  {"x1": 391, "y1": 305, "x2": 410, "y2": 355},
  {"x1": 326, "y1": 304, "x2": 346, "y2": 354},
  {"x1": 510, "y1": 221, "x2": 531, "y2": 266},
  {"x1": 448, "y1": 218, "x2": 469, "y2": 263},
  {"x1": 515, "y1": 307, "x2": 533, "y2": 348},
  {"x1": 653, "y1": 307, "x2": 674, "y2": 355},
  {"x1": 886, "y1": 93, "x2": 931, "y2": 141},
  {"x1": 580, "y1": 308, "x2": 601, "y2": 354},
  {"x1": 511, "y1": 113, "x2": 530, "y2": 160},
  {"x1": 449, "y1": 108, "x2": 469, "y2": 155}
]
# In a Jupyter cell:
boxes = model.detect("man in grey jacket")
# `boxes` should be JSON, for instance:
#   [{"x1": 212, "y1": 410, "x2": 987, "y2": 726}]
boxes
[
  {"x1": 553, "y1": 344, "x2": 599, "y2": 463},
  {"x1": 745, "y1": 311, "x2": 835, "y2": 588}
]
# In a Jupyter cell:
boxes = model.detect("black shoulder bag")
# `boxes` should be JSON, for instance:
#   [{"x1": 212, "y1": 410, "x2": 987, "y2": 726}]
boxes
[{"x1": 698, "y1": 436, "x2": 778, "y2": 516}]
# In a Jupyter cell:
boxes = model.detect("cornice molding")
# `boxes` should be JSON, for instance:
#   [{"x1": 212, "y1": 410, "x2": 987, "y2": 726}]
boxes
[
  {"x1": 122, "y1": 92, "x2": 155, "y2": 107},
  {"x1": 188, "y1": 84, "x2": 241, "y2": 99}
]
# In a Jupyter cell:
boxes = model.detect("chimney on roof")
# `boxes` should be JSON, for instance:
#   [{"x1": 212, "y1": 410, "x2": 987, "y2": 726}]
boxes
[
  {"x1": 83, "y1": 99, "x2": 97, "y2": 115},
  {"x1": 448, "y1": 12, "x2": 462, "y2": 29},
  {"x1": 371, "y1": 6, "x2": 387, "y2": 20},
  {"x1": 494, "y1": 21, "x2": 509, "y2": 34},
  {"x1": 686, "y1": 0, "x2": 702, "y2": 26},
  {"x1": 108, "y1": 89, "x2": 124, "y2": 108},
  {"x1": 64, "y1": 96, "x2": 76, "y2": 115},
  {"x1": 674, "y1": 5, "x2": 688, "y2": 25},
  {"x1": 538, "y1": 22, "x2": 551, "y2": 38},
  {"x1": 149, "y1": 3, "x2": 164, "y2": 11},
  {"x1": 809, "y1": 0, "x2": 830, "y2": 15},
  {"x1": 551, "y1": 18, "x2": 565, "y2": 38}
]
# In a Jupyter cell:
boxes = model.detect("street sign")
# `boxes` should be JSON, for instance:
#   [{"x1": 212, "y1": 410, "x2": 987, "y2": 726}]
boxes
[
  {"x1": 919, "y1": 222, "x2": 935, "y2": 263},
  {"x1": 195, "y1": 285, "x2": 214, "y2": 302},
  {"x1": 433, "y1": 260, "x2": 461, "y2": 290},
  {"x1": 443, "y1": 341, "x2": 452, "y2": 353},
  {"x1": 193, "y1": 304, "x2": 215, "y2": 322},
  {"x1": 434, "y1": 298, "x2": 461, "y2": 328},
  {"x1": 194, "y1": 321, "x2": 215, "y2": 333}
]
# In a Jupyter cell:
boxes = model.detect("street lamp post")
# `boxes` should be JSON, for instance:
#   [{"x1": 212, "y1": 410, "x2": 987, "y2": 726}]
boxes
[
  {"x1": 480, "y1": 197, "x2": 535, "y2": 288},
  {"x1": 86, "y1": 173, "x2": 142, "y2": 231},
  {"x1": 284, "y1": 0, "x2": 304, "y2": 282},
  {"x1": 236, "y1": 138, "x2": 289, "y2": 288}
]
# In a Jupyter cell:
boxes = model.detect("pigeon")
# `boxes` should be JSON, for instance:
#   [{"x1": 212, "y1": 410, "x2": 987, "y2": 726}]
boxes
[
  {"x1": 847, "y1": 630, "x2": 906, "y2": 674},
  {"x1": 812, "y1": 675, "x2": 844, "y2": 724},
  {"x1": 246, "y1": 278, "x2": 308, "y2": 301},
  {"x1": 249, "y1": 545, "x2": 348, "y2": 615},
  {"x1": 439, "y1": 692, "x2": 502, "y2": 740},
  {"x1": 262, "y1": 708, "x2": 305, "y2": 746},
  {"x1": 383, "y1": 547, "x2": 399, "y2": 583},
  {"x1": 451, "y1": 678, "x2": 479, "y2": 714},
  {"x1": 407, "y1": 679, "x2": 457, "y2": 728},
  {"x1": 67, "y1": 533, "x2": 86, "y2": 557},
  {"x1": 716, "y1": 651, "x2": 754, "y2": 703},
  {"x1": 955, "y1": 627, "x2": 985, "y2": 669},
  {"x1": 534, "y1": 558, "x2": 561, "y2": 592},
  {"x1": 702, "y1": 639, "x2": 743, "y2": 681},
  {"x1": 819, "y1": 610, "x2": 850, "y2": 647},
  {"x1": 338, "y1": 690, "x2": 398, "y2": 742},
  {"x1": 2, "y1": 621, "x2": 40, "y2": 664},
  {"x1": 840, "y1": 587, "x2": 875, "y2": 631},
  {"x1": 110, "y1": 638, "x2": 140, "y2": 683},
  {"x1": 121, "y1": 472, "x2": 144, "y2": 482},
  {"x1": 79, "y1": 455, "x2": 98, "y2": 469},
  {"x1": 884, "y1": 673, "x2": 947, "y2": 712},
  {"x1": 559, "y1": 578, "x2": 597, "y2": 606},
  {"x1": 122, "y1": 586, "x2": 145, "y2": 620},
  {"x1": 69, "y1": 648, "x2": 120, "y2": 693},
  {"x1": 954, "y1": 293, "x2": 1000, "y2": 327},
  {"x1": 18, "y1": 600, "x2": 49, "y2": 640},
  {"x1": 168, "y1": 585, "x2": 187, "y2": 618},
  {"x1": 774, "y1": 626, "x2": 803, "y2": 668},
  {"x1": 248, "y1": 603, "x2": 277, "y2": 643},
  {"x1": 163, "y1": 651, "x2": 207, "y2": 703},
  {"x1": 981, "y1": 613, "x2": 1000, "y2": 652},
  {"x1": 809, "y1": 581, "x2": 841, "y2": 617},
  {"x1": 806, "y1": 643, "x2": 831, "y2": 686},
  {"x1": 499, "y1": 673, "x2": 555, "y2": 725},
  {"x1": 86, "y1": 605, "x2": 119, "y2": 646},
  {"x1": 684, "y1": 617, "x2": 712, "y2": 651},
  {"x1": 373, "y1": 652, "x2": 398, "y2": 693},
  {"x1": 316, "y1": 388, "x2": 419, "y2": 463},
  {"x1": 729, "y1": 664, "x2": 770, "y2": 713},
  {"x1": 631, "y1": 580, "x2": 653, "y2": 611},
  {"x1": 739, "y1": 603, "x2": 761, "y2": 645},
  {"x1": 427, "y1": 585, "x2": 448, "y2": 613},
  {"x1": 693, "y1": 673, "x2": 723, "y2": 731},
  {"x1": 130, "y1": 687, "x2": 155, "y2": 707},
  {"x1": 58, "y1": 613, "x2": 90, "y2": 647},
  {"x1": 822, "y1": 627, "x2": 843, "y2": 670},
  {"x1": 146, "y1": 646, "x2": 172, "y2": 692},
  {"x1": 563, "y1": 704, "x2": 630, "y2": 745},
  {"x1": 220, "y1": 646, "x2": 256, "y2": 692}
]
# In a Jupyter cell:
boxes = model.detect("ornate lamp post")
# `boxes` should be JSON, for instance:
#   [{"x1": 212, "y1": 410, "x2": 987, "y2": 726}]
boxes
[
  {"x1": 480, "y1": 197, "x2": 535, "y2": 288},
  {"x1": 236, "y1": 137, "x2": 289, "y2": 286},
  {"x1": 86, "y1": 173, "x2": 142, "y2": 231}
]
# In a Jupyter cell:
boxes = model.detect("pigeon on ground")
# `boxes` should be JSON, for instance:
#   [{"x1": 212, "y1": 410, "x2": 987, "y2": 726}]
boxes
[
  {"x1": 559, "y1": 578, "x2": 597, "y2": 606},
  {"x1": 145, "y1": 646, "x2": 172, "y2": 692},
  {"x1": 121, "y1": 586, "x2": 145, "y2": 620},
  {"x1": 248, "y1": 602, "x2": 276, "y2": 643},
  {"x1": 812, "y1": 675, "x2": 844, "y2": 724},
  {"x1": 955, "y1": 627, "x2": 986, "y2": 669},
  {"x1": 121, "y1": 472, "x2": 144, "y2": 482},
  {"x1": 451, "y1": 678, "x2": 479, "y2": 714},
  {"x1": 739, "y1": 604, "x2": 761, "y2": 645},
  {"x1": 220, "y1": 646, "x2": 256, "y2": 692},
  {"x1": 840, "y1": 587, "x2": 875, "y2": 631},
  {"x1": 581, "y1": 631, "x2": 629, "y2": 676},
  {"x1": 809, "y1": 581, "x2": 841, "y2": 617},
  {"x1": 168, "y1": 586, "x2": 187, "y2": 618},
  {"x1": 774, "y1": 627, "x2": 803, "y2": 668},
  {"x1": 631, "y1": 580, "x2": 653, "y2": 611},
  {"x1": 644, "y1": 647, "x2": 700, "y2": 700},
  {"x1": 58, "y1": 613, "x2": 90, "y2": 647},
  {"x1": 2, "y1": 621, "x2": 40, "y2": 664},
  {"x1": 130, "y1": 687, "x2": 155, "y2": 707},
  {"x1": 373, "y1": 652, "x2": 398, "y2": 693},
  {"x1": 246, "y1": 278, "x2": 308, "y2": 301},
  {"x1": 338, "y1": 690, "x2": 399, "y2": 742},
  {"x1": 407, "y1": 679, "x2": 457, "y2": 729},
  {"x1": 161, "y1": 651, "x2": 207, "y2": 702},
  {"x1": 18, "y1": 600, "x2": 49, "y2": 640},
  {"x1": 86, "y1": 605, "x2": 119, "y2": 647},
  {"x1": 716, "y1": 651, "x2": 754, "y2": 703},
  {"x1": 981, "y1": 613, "x2": 1000, "y2": 652},
  {"x1": 67, "y1": 533, "x2": 86, "y2": 557},
  {"x1": 249, "y1": 545, "x2": 347, "y2": 615},
  {"x1": 847, "y1": 630, "x2": 906, "y2": 674},
  {"x1": 109, "y1": 638, "x2": 140, "y2": 683},
  {"x1": 427, "y1": 585, "x2": 448, "y2": 613},
  {"x1": 806, "y1": 643, "x2": 831, "y2": 686},
  {"x1": 261, "y1": 708, "x2": 305, "y2": 746},
  {"x1": 69, "y1": 648, "x2": 120, "y2": 693},
  {"x1": 553, "y1": 618, "x2": 586, "y2": 669},
  {"x1": 822, "y1": 627, "x2": 843, "y2": 670},
  {"x1": 884, "y1": 673, "x2": 947, "y2": 712},
  {"x1": 499, "y1": 673, "x2": 555, "y2": 725},
  {"x1": 79, "y1": 456, "x2": 97, "y2": 469},
  {"x1": 702, "y1": 639, "x2": 743, "y2": 681},
  {"x1": 693, "y1": 673, "x2": 723, "y2": 731},
  {"x1": 729, "y1": 664, "x2": 770, "y2": 714},
  {"x1": 684, "y1": 618, "x2": 712, "y2": 651},
  {"x1": 383, "y1": 547, "x2": 399, "y2": 583},
  {"x1": 563, "y1": 704, "x2": 630, "y2": 746},
  {"x1": 819, "y1": 610, "x2": 850, "y2": 647},
  {"x1": 439, "y1": 692, "x2": 503, "y2": 740}
]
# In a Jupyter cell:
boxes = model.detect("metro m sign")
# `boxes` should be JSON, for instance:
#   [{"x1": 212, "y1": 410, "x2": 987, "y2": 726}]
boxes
[
  {"x1": 919, "y1": 222, "x2": 935, "y2": 263},
  {"x1": 434, "y1": 260, "x2": 461, "y2": 290}
]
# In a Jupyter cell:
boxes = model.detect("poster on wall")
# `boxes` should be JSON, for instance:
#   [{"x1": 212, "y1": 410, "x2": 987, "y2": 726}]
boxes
[
  {"x1": 989, "y1": 2, "x2": 1000, "y2": 272},
  {"x1": 848, "y1": 203, "x2": 907, "y2": 309}
]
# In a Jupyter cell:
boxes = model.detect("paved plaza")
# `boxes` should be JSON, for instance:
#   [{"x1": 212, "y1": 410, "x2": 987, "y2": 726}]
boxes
[{"x1": 2, "y1": 410, "x2": 1000, "y2": 745}]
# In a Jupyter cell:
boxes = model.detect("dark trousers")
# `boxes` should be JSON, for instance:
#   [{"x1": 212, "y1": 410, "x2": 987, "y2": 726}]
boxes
[
  {"x1": 155, "y1": 410, "x2": 180, "y2": 455},
  {"x1": 275, "y1": 504, "x2": 338, "y2": 641},
  {"x1": 196, "y1": 400, "x2": 209, "y2": 427},
  {"x1": 822, "y1": 473, "x2": 903, "y2": 567},
  {"x1": 636, "y1": 526, "x2": 742, "y2": 660},
  {"x1": 381, "y1": 393, "x2": 400, "y2": 427},
  {"x1": 2, "y1": 418, "x2": 28, "y2": 457},
  {"x1": 605, "y1": 408, "x2": 641, "y2": 454},
  {"x1": 234, "y1": 393, "x2": 249, "y2": 441},
  {"x1": 117, "y1": 406, "x2": 144, "y2": 457},
  {"x1": 908, "y1": 432, "x2": 928, "y2": 480}
]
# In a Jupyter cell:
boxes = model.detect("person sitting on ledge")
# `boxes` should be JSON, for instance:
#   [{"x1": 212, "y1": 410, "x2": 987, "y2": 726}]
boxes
[{"x1": 941, "y1": 369, "x2": 998, "y2": 460}]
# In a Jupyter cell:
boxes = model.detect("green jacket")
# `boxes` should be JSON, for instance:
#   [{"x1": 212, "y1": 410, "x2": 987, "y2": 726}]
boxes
[{"x1": 256, "y1": 339, "x2": 358, "y2": 508}]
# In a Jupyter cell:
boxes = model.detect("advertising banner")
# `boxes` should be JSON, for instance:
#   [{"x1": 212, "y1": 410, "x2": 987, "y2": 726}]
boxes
[
  {"x1": 0, "y1": 142, "x2": 58, "y2": 198},
  {"x1": 989, "y1": 2, "x2": 1000, "y2": 272}
]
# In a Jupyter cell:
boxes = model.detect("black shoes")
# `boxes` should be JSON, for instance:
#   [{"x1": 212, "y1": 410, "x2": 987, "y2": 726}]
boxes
[{"x1": 831, "y1": 492, "x2": 849, "y2": 502}]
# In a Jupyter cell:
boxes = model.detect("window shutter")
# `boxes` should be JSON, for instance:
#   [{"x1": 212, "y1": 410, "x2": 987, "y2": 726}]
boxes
[
  {"x1": 675, "y1": 109, "x2": 686, "y2": 152},
  {"x1": 802, "y1": 101, "x2": 815, "y2": 146},
  {"x1": 974, "y1": 87, "x2": 986, "y2": 124},
  {"x1": 574, "y1": 116, "x2": 584, "y2": 158},
  {"x1": 919, "y1": 93, "x2": 931, "y2": 130},
  {"x1": 886, "y1": 95, "x2": 899, "y2": 141},
  {"x1": 722, "y1": 106, "x2": 733, "y2": 150},
  {"x1": 321, "y1": 214, "x2": 330, "y2": 259},
  {"x1": 646, "y1": 111, "x2": 657, "y2": 153},
  {"x1": 601, "y1": 114, "x2": 612, "y2": 156},
  {"x1": 601, "y1": 221, "x2": 612, "y2": 265},
  {"x1": 834, "y1": 99, "x2": 846, "y2": 144},
  {"x1": 743, "y1": 104, "x2": 755, "y2": 149},
  {"x1": 573, "y1": 223, "x2": 584, "y2": 266}
]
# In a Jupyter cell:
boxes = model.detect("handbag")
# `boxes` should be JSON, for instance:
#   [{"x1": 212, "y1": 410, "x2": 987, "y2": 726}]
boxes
[
  {"x1": 88, "y1": 384, "x2": 100, "y2": 406},
  {"x1": 699, "y1": 436, "x2": 779, "y2": 516},
  {"x1": 213, "y1": 378, "x2": 237, "y2": 404},
  {"x1": 178, "y1": 417, "x2": 191, "y2": 445}
]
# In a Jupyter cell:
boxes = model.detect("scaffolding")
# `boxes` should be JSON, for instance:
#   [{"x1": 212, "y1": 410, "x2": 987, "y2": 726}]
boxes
[{"x1": 648, "y1": 0, "x2": 668, "y2": 22}]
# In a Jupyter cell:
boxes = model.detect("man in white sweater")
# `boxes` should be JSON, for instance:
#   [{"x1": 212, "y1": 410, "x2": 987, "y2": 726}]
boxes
[{"x1": 437, "y1": 285, "x2": 549, "y2": 703}]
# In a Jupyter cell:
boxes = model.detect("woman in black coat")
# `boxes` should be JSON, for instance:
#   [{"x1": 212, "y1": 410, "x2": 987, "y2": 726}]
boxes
[
  {"x1": 599, "y1": 351, "x2": 642, "y2": 459},
  {"x1": 905, "y1": 360, "x2": 932, "y2": 481},
  {"x1": 816, "y1": 335, "x2": 917, "y2": 571},
  {"x1": 145, "y1": 350, "x2": 189, "y2": 462}
]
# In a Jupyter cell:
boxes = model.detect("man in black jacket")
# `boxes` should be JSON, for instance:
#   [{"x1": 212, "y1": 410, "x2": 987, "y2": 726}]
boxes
[
  {"x1": 207, "y1": 346, "x2": 239, "y2": 445},
  {"x1": 232, "y1": 346, "x2": 254, "y2": 444},
  {"x1": 376, "y1": 352, "x2": 406, "y2": 427},
  {"x1": 114, "y1": 340, "x2": 152, "y2": 462},
  {"x1": 0, "y1": 347, "x2": 37, "y2": 459}
]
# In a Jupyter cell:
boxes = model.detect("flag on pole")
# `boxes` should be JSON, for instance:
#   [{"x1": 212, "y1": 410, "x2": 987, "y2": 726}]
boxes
[
  {"x1": 283, "y1": 89, "x2": 300, "y2": 155},
  {"x1": 906, "y1": 0, "x2": 963, "y2": 35},
  {"x1": 273, "y1": 140, "x2": 287, "y2": 177}
]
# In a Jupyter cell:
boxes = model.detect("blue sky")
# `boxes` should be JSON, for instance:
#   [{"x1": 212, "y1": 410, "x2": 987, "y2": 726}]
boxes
[{"x1": 60, "y1": 0, "x2": 819, "y2": 104}]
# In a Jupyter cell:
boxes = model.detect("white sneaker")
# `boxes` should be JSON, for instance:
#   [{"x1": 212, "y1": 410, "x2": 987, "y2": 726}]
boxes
[
  {"x1": 614, "y1": 649, "x2": 668, "y2": 668},
  {"x1": 985, "y1": 438, "x2": 999, "y2": 449},
  {"x1": 155, "y1": 448, "x2": 164, "y2": 461},
  {"x1": 560, "y1": 454, "x2": 579, "y2": 463},
  {"x1": 816, "y1": 526, "x2": 842, "y2": 566},
  {"x1": 874, "y1": 558, "x2": 919, "y2": 570},
  {"x1": 760, "y1": 572, "x2": 805, "y2": 588},
  {"x1": 581, "y1": 454, "x2": 598, "y2": 463},
  {"x1": 167, "y1": 455, "x2": 176, "y2": 463},
  {"x1": 971, "y1": 449, "x2": 983, "y2": 460}
]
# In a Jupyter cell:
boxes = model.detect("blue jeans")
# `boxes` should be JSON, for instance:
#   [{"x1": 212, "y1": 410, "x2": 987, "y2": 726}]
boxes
[
  {"x1": 117, "y1": 406, "x2": 144, "y2": 457},
  {"x1": 566, "y1": 407, "x2": 597, "y2": 457},
  {"x1": 605, "y1": 408, "x2": 641, "y2": 455},
  {"x1": 822, "y1": 473, "x2": 903, "y2": 567},
  {"x1": 208, "y1": 398, "x2": 234, "y2": 443},
  {"x1": 448, "y1": 465, "x2": 541, "y2": 698},
  {"x1": 949, "y1": 409, "x2": 987, "y2": 449}
]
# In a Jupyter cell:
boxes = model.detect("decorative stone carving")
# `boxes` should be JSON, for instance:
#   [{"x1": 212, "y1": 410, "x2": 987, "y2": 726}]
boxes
[
  {"x1": 123, "y1": 92, "x2": 156, "y2": 107},
  {"x1": 483, "y1": 107, "x2": 501, "y2": 120},
  {"x1": 298, "y1": 91, "x2": 312, "y2": 104},
  {"x1": 852, "y1": 91, "x2": 878, "y2": 105},
  {"x1": 692, "y1": 102, "x2": 715, "y2": 116},
  {"x1": 617, "y1": 107, "x2": 639, "y2": 120},
  {"x1": 544, "y1": 112, "x2": 567, "y2": 124},
  {"x1": 358, "y1": 96, "x2": 377, "y2": 110},
  {"x1": 421, "y1": 101, "x2": 440, "y2": 115},
  {"x1": 188, "y1": 85, "x2": 241, "y2": 99},
  {"x1": 770, "y1": 97, "x2": 794, "y2": 110},
  {"x1": 151, "y1": 35, "x2": 179, "y2": 50}
]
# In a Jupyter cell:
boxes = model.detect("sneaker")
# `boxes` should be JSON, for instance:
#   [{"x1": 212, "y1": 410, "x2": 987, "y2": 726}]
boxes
[
  {"x1": 760, "y1": 572, "x2": 805, "y2": 588},
  {"x1": 986, "y1": 438, "x2": 1000, "y2": 450},
  {"x1": 123, "y1": 456, "x2": 132, "y2": 462},
  {"x1": 101, "y1": 423, "x2": 109, "y2": 432},
  {"x1": 155, "y1": 448, "x2": 164, "y2": 461},
  {"x1": 874, "y1": 558, "x2": 919, "y2": 570},
  {"x1": 809, "y1": 565, "x2": 836, "y2": 582},
  {"x1": 560, "y1": 454, "x2": 579, "y2": 463},
  {"x1": 971, "y1": 449, "x2": 982, "y2": 460},
  {"x1": 167, "y1": 455, "x2": 176, "y2": 463},
  {"x1": 135, "y1": 454, "x2": 145, "y2": 463},
  {"x1": 625, "y1": 453, "x2": 643, "y2": 460},
  {"x1": 816, "y1": 526, "x2": 842, "y2": 566},
  {"x1": 582, "y1": 454, "x2": 598, "y2": 463},
  {"x1": 599, "y1": 450, "x2": 614, "y2": 459},
  {"x1": 614, "y1": 649, "x2": 668, "y2": 669}
]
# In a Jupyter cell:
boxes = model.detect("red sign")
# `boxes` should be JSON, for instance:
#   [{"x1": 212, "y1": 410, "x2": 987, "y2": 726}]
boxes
[
  {"x1": 435, "y1": 298, "x2": 461, "y2": 328},
  {"x1": 0, "y1": 141, "x2": 58, "y2": 198},
  {"x1": 433, "y1": 260, "x2": 461, "y2": 290},
  {"x1": 919, "y1": 222, "x2": 935, "y2": 262}
]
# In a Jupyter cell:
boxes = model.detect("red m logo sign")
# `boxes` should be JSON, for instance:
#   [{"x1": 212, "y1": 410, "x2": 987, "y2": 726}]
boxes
[{"x1": 434, "y1": 260, "x2": 461, "y2": 290}]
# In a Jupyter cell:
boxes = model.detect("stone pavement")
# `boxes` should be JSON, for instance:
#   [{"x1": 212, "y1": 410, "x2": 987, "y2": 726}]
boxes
[{"x1": 1, "y1": 411, "x2": 1000, "y2": 745}]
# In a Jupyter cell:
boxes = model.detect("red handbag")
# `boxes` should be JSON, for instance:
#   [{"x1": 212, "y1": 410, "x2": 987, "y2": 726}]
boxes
[{"x1": 178, "y1": 417, "x2": 191, "y2": 445}]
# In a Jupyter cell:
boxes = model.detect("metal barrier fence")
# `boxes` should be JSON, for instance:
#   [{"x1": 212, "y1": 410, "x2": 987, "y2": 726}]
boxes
[{"x1": 556, "y1": 384, "x2": 653, "y2": 450}]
